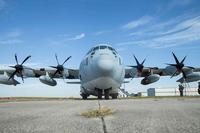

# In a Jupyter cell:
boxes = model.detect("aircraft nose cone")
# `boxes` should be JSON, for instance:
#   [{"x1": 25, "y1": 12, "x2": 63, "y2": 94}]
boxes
[{"x1": 97, "y1": 59, "x2": 113, "y2": 74}]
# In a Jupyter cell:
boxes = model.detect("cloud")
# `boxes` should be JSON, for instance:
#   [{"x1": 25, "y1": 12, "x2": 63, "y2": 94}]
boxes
[
  {"x1": 121, "y1": 16, "x2": 152, "y2": 30},
  {"x1": 117, "y1": 14, "x2": 200, "y2": 49},
  {"x1": 6, "y1": 31, "x2": 22, "y2": 38},
  {"x1": 0, "y1": 30, "x2": 23, "y2": 45},
  {"x1": 169, "y1": 0, "x2": 193, "y2": 7},
  {"x1": 0, "y1": 39, "x2": 22, "y2": 45},
  {"x1": 94, "y1": 30, "x2": 111, "y2": 36},
  {"x1": 67, "y1": 33, "x2": 85, "y2": 40},
  {"x1": 116, "y1": 47, "x2": 126, "y2": 52},
  {"x1": 47, "y1": 33, "x2": 86, "y2": 46}
]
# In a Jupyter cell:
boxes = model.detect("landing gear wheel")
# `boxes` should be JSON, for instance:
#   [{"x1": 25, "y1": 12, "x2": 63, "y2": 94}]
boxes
[
  {"x1": 198, "y1": 89, "x2": 200, "y2": 95},
  {"x1": 97, "y1": 89, "x2": 102, "y2": 99},
  {"x1": 104, "y1": 89, "x2": 110, "y2": 100},
  {"x1": 111, "y1": 94, "x2": 118, "y2": 99},
  {"x1": 81, "y1": 94, "x2": 88, "y2": 100}
]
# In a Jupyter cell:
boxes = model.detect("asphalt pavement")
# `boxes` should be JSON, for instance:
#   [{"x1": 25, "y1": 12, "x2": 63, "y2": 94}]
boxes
[{"x1": 0, "y1": 98, "x2": 200, "y2": 133}]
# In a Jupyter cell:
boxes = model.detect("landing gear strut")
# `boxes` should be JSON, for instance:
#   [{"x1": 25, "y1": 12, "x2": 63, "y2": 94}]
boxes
[
  {"x1": 198, "y1": 82, "x2": 200, "y2": 95},
  {"x1": 97, "y1": 89, "x2": 102, "y2": 99},
  {"x1": 111, "y1": 93, "x2": 118, "y2": 99},
  {"x1": 104, "y1": 89, "x2": 110, "y2": 100}
]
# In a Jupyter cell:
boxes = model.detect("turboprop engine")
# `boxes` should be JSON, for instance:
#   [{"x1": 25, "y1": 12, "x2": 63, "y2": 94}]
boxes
[
  {"x1": 141, "y1": 74, "x2": 160, "y2": 85},
  {"x1": 39, "y1": 75, "x2": 57, "y2": 86}
]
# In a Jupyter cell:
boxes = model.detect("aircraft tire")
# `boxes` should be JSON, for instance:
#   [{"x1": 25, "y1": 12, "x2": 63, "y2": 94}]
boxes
[
  {"x1": 104, "y1": 89, "x2": 110, "y2": 100},
  {"x1": 97, "y1": 89, "x2": 102, "y2": 99},
  {"x1": 111, "y1": 93, "x2": 118, "y2": 99}
]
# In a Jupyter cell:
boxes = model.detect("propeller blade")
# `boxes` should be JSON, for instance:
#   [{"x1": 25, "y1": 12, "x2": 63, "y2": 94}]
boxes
[
  {"x1": 55, "y1": 54, "x2": 59, "y2": 65},
  {"x1": 21, "y1": 55, "x2": 31, "y2": 65},
  {"x1": 20, "y1": 72, "x2": 24, "y2": 83},
  {"x1": 172, "y1": 52, "x2": 180, "y2": 64},
  {"x1": 62, "y1": 56, "x2": 72, "y2": 65},
  {"x1": 181, "y1": 56, "x2": 186, "y2": 64},
  {"x1": 52, "y1": 70, "x2": 59, "y2": 77},
  {"x1": 166, "y1": 63, "x2": 177, "y2": 67},
  {"x1": 9, "y1": 66, "x2": 15, "y2": 68},
  {"x1": 133, "y1": 55, "x2": 140, "y2": 66},
  {"x1": 127, "y1": 65, "x2": 137, "y2": 68},
  {"x1": 185, "y1": 66, "x2": 195, "y2": 69},
  {"x1": 170, "y1": 70, "x2": 178, "y2": 78},
  {"x1": 182, "y1": 70, "x2": 187, "y2": 79},
  {"x1": 15, "y1": 54, "x2": 19, "y2": 65},
  {"x1": 141, "y1": 58, "x2": 146, "y2": 65},
  {"x1": 49, "y1": 66, "x2": 57, "y2": 69},
  {"x1": 8, "y1": 71, "x2": 17, "y2": 80}
]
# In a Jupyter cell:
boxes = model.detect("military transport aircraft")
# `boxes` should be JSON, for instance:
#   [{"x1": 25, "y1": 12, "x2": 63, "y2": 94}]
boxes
[{"x1": 0, "y1": 44, "x2": 200, "y2": 99}]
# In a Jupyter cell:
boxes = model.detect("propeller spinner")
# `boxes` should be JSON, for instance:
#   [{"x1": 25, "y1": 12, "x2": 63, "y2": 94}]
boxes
[
  {"x1": 8, "y1": 54, "x2": 31, "y2": 82},
  {"x1": 50, "y1": 54, "x2": 71, "y2": 78}
]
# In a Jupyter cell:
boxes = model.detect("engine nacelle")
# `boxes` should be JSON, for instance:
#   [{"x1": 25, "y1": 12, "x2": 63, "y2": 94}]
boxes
[
  {"x1": 39, "y1": 75, "x2": 57, "y2": 86},
  {"x1": 22, "y1": 68, "x2": 35, "y2": 77},
  {"x1": 141, "y1": 74, "x2": 160, "y2": 85},
  {"x1": 177, "y1": 73, "x2": 200, "y2": 83},
  {"x1": 164, "y1": 66, "x2": 179, "y2": 76},
  {"x1": 0, "y1": 74, "x2": 20, "y2": 86}
]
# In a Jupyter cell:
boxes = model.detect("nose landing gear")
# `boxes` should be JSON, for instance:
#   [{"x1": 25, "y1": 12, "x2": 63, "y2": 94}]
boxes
[{"x1": 96, "y1": 88, "x2": 112, "y2": 99}]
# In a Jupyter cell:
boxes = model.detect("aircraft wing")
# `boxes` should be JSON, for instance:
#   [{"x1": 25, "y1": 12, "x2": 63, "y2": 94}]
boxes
[
  {"x1": 32, "y1": 67, "x2": 79, "y2": 79},
  {"x1": 67, "y1": 69, "x2": 79, "y2": 79},
  {"x1": 0, "y1": 65, "x2": 15, "y2": 75},
  {"x1": 124, "y1": 67, "x2": 168, "y2": 79}
]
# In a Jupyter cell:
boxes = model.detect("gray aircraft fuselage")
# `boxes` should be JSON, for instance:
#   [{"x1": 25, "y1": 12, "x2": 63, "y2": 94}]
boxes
[{"x1": 79, "y1": 45, "x2": 125, "y2": 99}]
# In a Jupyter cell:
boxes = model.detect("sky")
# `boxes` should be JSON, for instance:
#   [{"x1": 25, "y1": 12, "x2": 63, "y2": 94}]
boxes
[{"x1": 0, "y1": 0, "x2": 200, "y2": 97}]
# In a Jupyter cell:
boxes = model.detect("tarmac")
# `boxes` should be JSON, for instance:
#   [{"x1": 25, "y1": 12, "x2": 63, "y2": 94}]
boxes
[{"x1": 0, "y1": 98, "x2": 200, "y2": 133}]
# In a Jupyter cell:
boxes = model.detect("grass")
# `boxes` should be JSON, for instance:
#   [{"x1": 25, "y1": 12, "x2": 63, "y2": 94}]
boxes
[{"x1": 81, "y1": 107, "x2": 115, "y2": 118}]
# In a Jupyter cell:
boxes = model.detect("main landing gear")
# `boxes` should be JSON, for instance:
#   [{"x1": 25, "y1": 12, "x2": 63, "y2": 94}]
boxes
[
  {"x1": 81, "y1": 93, "x2": 88, "y2": 100},
  {"x1": 97, "y1": 89, "x2": 103, "y2": 99},
  {"x1": 97, "y1": 88, "x2": 117, "y2": 100}
]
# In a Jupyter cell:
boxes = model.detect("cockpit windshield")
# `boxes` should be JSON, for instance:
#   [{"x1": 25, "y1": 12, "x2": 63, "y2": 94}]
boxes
[{"x1": 86, "y1": 45, "x2": 117, "y2": 55}]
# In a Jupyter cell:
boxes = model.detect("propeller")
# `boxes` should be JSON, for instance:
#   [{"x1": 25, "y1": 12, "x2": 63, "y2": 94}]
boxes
[
  {"x1": 128, "y1": 55, "x2": 146, "y2": 76},
  {"x1": 50, "y1": 54, "x2": 71, "y2": 78},
  {"x1": 8, "y1": 54, "x2": 31, "y2": 82},
  {"x1": 167, "y1": 52, "x2": 193, "y2": 79}
]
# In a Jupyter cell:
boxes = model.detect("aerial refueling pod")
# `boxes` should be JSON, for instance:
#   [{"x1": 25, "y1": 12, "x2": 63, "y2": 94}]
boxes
[{"x1": 141, "y1": 74, "x2": 160, "y2": 85}]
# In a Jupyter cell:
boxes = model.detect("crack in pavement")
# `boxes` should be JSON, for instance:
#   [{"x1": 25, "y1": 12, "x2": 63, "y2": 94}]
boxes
[{"x1": 98, "y1": 100, "x2": 108, "y2": 133}]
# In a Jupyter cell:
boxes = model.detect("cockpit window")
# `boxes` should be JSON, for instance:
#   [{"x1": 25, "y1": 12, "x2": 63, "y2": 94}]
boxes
[
  {"x1": 108, "y1": 46, "x2": 117, "y2": 53},
  {"x1": 86, "y1": 48, "x2": 93, "y2": 55},
  {"x1": 93, "y1": 46, "x2": 99, "y2": 51},
  {"x1": 100, "y1": 45, "x2": 107, "y2": 49}
]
